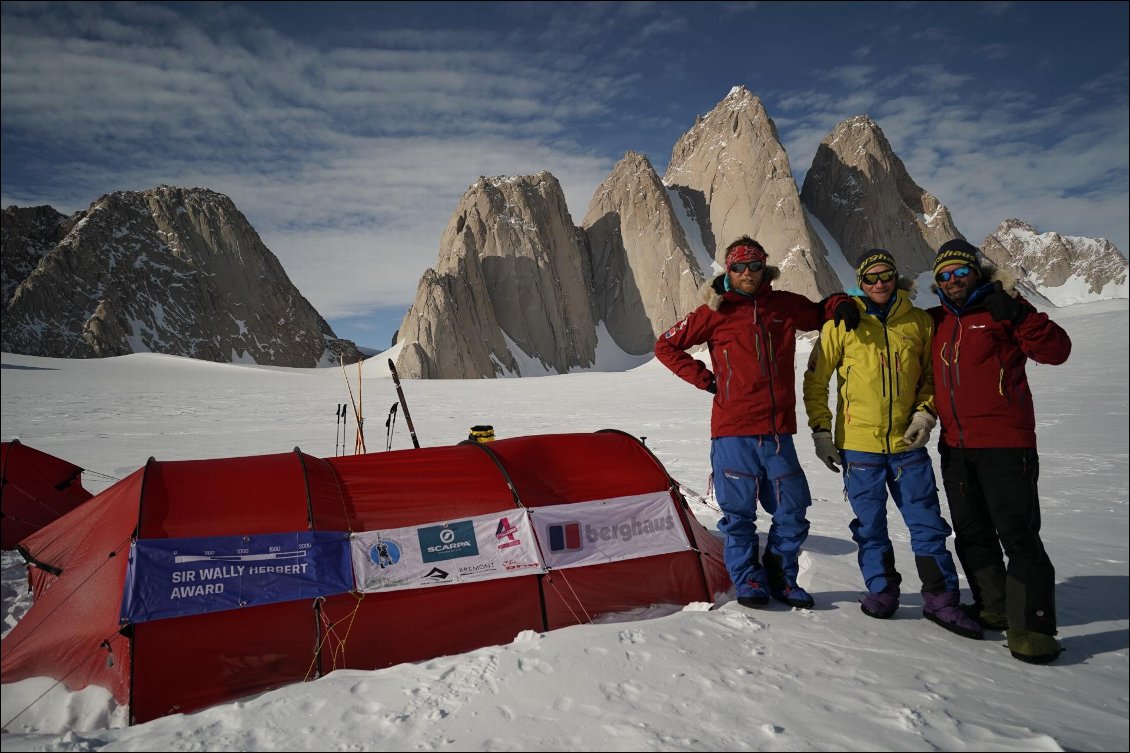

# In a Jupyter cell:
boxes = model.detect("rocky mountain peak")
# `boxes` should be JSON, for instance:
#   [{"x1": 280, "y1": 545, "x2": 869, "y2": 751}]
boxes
[
  {"x1": 723, "y1": 84, "x2": 759, "y2": 107},
  {"x1": 2, "y1": 186, "x2": 362, "y2": 366},
  {"x1": 981, "y1": 219, "x2": 1128, "y2": 305},
  {"x1": 801, "y1": 115, "x2": 963, "y2": 277},
  {"x1": 664, "y1": 87, "x2": 839, "y2": 300},
  {"x1": 582, "y1": 151, "x2": 704, "y2": 355},
  {"x1": 1, "y1": 204, "x2": 76, "y2": 305},
  {"x1": 395, "y1": 171, "x2": 597, "y2": 379}
]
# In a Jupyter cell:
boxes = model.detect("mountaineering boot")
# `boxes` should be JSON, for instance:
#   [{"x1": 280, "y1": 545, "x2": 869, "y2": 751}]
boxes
[
  {"x1": 860, "y1": 585, "x2": 900, "y2": 619},
  {"x1": 762, "y1": 550, "x2": 814, "y2": 608},
  {"x1": 763, "y1": 551, "x2": 787, "y2": 592},
  {"x1": 966, "y1": 563, "x2": 1008, "y2": 620},
  {"x1": 1007, "y1": 628, "x2": 1063, "y2": 664},
  {"x1": 771, "y1": 584, "x2": 815, "y2": 609},
  {"x1": 962, "y1": 603, "x2": 1008, "y2": 631},
  {"x1": 736, "y1": 576, "x2": 770, "y2": 608},
  {"x1": 922, "y1": 591, "x2": 984, "y2": 640}
]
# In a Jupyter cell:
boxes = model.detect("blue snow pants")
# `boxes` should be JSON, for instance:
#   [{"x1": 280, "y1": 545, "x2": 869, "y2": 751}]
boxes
[
  {"x1": 841, "y1": 448, "x2": 959, "y2": 595},
  {"x1": 711, "y1": 435, "x2": 812, "y2": 596}
]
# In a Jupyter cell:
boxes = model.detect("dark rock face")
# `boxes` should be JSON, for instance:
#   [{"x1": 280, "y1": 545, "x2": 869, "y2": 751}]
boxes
[{"x1": 2, "y1": 186, "x2": 362, "y2": 367}]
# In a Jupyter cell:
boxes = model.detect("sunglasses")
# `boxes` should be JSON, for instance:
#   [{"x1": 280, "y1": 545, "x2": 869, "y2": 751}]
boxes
[
  {"x1": 860, "y1": 270, "x2": 897, "y2": 285},
  {"x1": 729, "y1": 261, "x2": 765, "y2": 274},
  {"x1": 935, "y1": 265, "x2": 975, "y2": 283}
]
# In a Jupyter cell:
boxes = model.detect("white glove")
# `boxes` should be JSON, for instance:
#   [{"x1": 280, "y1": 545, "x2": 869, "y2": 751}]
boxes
[
  {"x1": 902, "y1": 410, "x2": 937, "y2": 451},
  {"x1": 812, "y1": 430, "x2": 841, "y2": 473}
]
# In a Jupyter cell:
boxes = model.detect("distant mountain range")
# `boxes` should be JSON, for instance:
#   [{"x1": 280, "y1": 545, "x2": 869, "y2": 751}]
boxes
[
  {"x1": 2, "y1": 86, "x2": 1125, "y2": 373},
  {"x1": 392, "y1": 87, "x2": 1127, "y2": 378},
  {"x1": 2, "y1": 186, "x2": 363, "y2": 367}
]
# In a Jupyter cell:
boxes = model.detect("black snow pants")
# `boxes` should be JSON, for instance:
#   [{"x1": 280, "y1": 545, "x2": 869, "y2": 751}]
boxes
[{"x1": 939, "y1": 444, "x2": 1057, "y2": 636}]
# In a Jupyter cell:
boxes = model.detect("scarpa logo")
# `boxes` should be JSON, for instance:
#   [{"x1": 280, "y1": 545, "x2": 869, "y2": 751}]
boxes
[{"x1": 418, "y1": 521, "x2": 479, "y2": 563}]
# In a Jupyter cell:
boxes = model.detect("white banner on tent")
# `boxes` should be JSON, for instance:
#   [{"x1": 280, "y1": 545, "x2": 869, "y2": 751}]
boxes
[
  {"x1": 530, "y1": 491, "x2": 691, "y2": 570},
  {"x1": 351, "y1": 508, "x2": 544, "y2": 593}
]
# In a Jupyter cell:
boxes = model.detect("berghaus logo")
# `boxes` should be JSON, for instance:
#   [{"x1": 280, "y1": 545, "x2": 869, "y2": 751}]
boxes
[{"x1": 547, "y1": 522, "x2": 582, "y2": 552}]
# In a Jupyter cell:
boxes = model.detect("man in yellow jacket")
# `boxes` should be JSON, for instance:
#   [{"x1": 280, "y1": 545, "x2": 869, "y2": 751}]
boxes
[{"x1": 803, "y1": 249, "x2": 981, "y2": 639}]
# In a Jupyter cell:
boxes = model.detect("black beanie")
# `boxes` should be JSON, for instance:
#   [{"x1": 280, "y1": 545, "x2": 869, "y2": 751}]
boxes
[
  {"x1": 934, "y1": 239, "x2": 982, "y2": 277},
  {"x1": 855, "y1": 249, "x2": 897, "y2": 277}
]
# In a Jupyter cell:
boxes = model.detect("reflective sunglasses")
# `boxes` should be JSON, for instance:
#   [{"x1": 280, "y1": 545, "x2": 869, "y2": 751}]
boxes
[
  {"x1": 935, "y1": 264, "x2": 975, "y2": 283},
  {"x1": 729, "y1": 261, "x2": 765, "y2": 274},
  {"x1": 860, "y1": 270, "x2": 897, "y2": 285}
]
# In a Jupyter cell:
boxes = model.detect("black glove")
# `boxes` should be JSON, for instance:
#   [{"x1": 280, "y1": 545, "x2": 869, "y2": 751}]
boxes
[
  {"x1": 834, "y1": 298, "x2": 861, "y2": 331},
  {"x1": 705, "y1": 376, "x2": 717, "y2": 394},
  {"x1": 984, "y1": 284, "x2": 1028, "y2": 324}
]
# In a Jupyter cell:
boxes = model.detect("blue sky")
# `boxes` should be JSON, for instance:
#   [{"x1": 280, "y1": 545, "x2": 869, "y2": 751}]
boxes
[{"x1": 2, "y1": 1, "x2": 1127, "y2": 350}]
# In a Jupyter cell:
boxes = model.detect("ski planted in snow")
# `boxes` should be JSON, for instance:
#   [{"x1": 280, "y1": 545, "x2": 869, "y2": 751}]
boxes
[{"x1": 388, "y1": 359, "x2": 421, "y2": 449}]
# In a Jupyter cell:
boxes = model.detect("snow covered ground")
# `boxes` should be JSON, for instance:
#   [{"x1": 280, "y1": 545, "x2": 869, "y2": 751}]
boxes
[{"x1": 1, "y1": 298, "x2": 1127, "y2": 751}]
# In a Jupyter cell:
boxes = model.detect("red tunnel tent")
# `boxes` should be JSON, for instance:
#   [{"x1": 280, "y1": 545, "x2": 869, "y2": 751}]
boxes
[
  {"x1": 1, "y1": 439, "x2": 95, "y2": 550},
  {"x1": 1, "y1": 430, "x2": 730, "y2": 724}
]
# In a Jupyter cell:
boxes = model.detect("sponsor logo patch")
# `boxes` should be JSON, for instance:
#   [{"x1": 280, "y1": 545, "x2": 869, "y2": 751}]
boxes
[
  {"x1": 458, "y1": 561, "x2": 498, "y2": 577},
  {"x1": 418, "y1": 521, "x2": 479, "y2": 563},
  {"x1": 547, "y1": 522, "x2": 583, "y2": 552},
  {"x1": 585, "y1": 514, "x2": 675, "y2": 543},
  {"x1": 495, "y1": 517, "x2": 521, "y2": 550},
  {"x1": 368, "y1": 538, "x2": 402, "y2": 569}
]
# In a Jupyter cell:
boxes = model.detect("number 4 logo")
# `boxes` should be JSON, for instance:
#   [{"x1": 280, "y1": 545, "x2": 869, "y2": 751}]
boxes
[{"x1": 495, "y1": 517, "x2": 520, "y2": 549}]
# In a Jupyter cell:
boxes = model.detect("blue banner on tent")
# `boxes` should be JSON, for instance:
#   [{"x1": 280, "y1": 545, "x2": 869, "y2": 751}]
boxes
[{"x1": 120, "y1": 531, "x2": 354, "y2": 624}]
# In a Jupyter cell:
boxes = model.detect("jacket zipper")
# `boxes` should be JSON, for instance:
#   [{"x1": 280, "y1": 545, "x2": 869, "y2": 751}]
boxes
[
  {"x1": 882, "y1": 320, "x2": 894, "y2": 453},
  {"x1": 996, "y1": 353, "x2": 1010, "y2": 405},
  {"x1": 723, "y1": 349, "x2": 733, "y2": 401},
  {"x1": 945, "y1": 317, "x2": 965, "y2": 447},
  {"x1": 757, "y1": 301, "x2": 779, "y2": 434}
]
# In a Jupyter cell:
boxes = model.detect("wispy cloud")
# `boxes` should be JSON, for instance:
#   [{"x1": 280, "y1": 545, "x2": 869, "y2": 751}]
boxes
[
  {"x1": 0, "y1": 2, "x2": 631, "y2": 323},
  {"x1": 772, "y1": 33, "x2": 1128, "y2": 254},
  {"x1": 2, "y1": 2, "x2": 1126, "y2": 348}
]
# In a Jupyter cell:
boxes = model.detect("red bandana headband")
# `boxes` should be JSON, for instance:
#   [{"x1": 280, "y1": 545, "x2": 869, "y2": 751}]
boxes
[{"x1": 725, "y1": 244, "x2": 767, "y2": 267}]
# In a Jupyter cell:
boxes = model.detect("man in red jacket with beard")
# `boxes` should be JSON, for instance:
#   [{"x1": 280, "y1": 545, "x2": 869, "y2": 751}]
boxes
[
  {"x1": 929, "y1": 238, "x2": 1072, "y2": 664},
  {"x1": 656, "y1": 236, "x2": 859, "y2": 610}
]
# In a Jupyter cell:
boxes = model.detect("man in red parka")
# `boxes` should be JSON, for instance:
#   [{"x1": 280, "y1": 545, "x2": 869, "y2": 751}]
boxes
[
  {"x1": 929, "y1": 238, "x2": 1072, "y2": 664},
  {"x1": 655, "y1": 236, "x2": 859, "y2": 610}
]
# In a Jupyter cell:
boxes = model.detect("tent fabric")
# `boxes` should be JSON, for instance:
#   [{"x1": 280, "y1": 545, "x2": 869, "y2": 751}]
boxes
[
  {"x1": 1, "y1": 469, "x2": 142, "y2": 705},
  {"x1": 132, "y1": 452, "x2": 325, "y2": 723},
  {"x1": 137, "y1": 452, "x2": 313, "y2": 538},
  {"x1": 131, "y1": 600, "x2": 318, "y2": 724},
  {"x1": 317, "y1": 577, "x2": 545, "y2": 677},
  {"x1": 1, "y1": 432, "x2": 730, "y2": 725},
  {"x1": 1, "y1": 439, "x2": 94, "y2": 549}
]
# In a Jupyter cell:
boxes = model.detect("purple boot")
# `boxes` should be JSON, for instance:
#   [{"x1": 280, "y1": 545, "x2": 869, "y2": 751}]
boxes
[
  {"x1": 860, "y1": 586, "x2": 900, "y2": 619},
  {"x1": 736, "y1": 576, "x2": 770, "y2": 608},
  {"x1": 923, "y1": 591, "x2": 984, "y2": 640}
]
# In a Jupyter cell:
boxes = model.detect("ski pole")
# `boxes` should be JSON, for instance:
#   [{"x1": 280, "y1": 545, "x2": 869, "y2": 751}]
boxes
[
  {"x1": 388, "y1": 359, "x2": 421, "y2": 449},
  {"x1": 335, "y1": 403, "x2": 343, "y2": 456},
  {"x1": 385, "y1": 402, "x2": 398, "y2": 451},
  {"x1": 355, "y1": 358, "x2": 366, "y2": 453},
  {"x1": 340, "y1": 356, "x2": 365, "y2": 454},
  {"x1": 339, "y1": 403, "x2": 347, "y2": 456}
]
